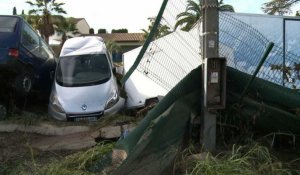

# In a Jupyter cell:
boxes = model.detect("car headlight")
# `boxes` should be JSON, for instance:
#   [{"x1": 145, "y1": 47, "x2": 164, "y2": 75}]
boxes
[
  {"x1": 50, "y1": 93, "x2": 65, "y2": 113},
  {"x1": 105, "y1": 89, "x2": 119, "y2": 110}
]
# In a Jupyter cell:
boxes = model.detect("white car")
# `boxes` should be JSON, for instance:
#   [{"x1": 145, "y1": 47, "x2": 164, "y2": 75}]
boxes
[{"x1": 48, "y1": 36, "x2": 124, "y2": 121}]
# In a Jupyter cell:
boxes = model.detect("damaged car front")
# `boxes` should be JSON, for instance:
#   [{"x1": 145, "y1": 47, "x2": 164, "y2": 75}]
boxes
[{"x1": 48, "y1": 36, "x2": 124, "y2": 121}]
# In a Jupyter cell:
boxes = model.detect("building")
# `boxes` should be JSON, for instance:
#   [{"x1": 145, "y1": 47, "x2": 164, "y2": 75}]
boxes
[
  {"x1": 83, "y1": 33, "x2": 144, "y2": 62},
  {"x1": 96, "y1": 33, "x2": 144, "y2": 53},
  {"x1": 49, "y1": 18, "x2": 90, "y2": 55}
]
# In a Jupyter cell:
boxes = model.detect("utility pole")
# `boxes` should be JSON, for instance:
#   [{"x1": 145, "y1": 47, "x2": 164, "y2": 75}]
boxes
[{"x1": 201, "y1": 0, "x2": 226, "y2": 151}]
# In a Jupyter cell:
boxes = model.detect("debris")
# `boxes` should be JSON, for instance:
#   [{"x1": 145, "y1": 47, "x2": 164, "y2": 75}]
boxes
[{"x1": 98, "y1": 124, "x2": 136, "y2": 139}]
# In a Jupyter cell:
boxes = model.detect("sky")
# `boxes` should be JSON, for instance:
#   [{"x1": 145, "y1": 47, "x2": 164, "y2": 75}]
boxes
[{"x1": 1, "y1": 0, "x2": 300, "y2": 33}]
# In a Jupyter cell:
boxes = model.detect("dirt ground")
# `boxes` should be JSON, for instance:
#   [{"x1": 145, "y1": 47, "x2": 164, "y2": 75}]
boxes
[
  {"x1": 0, "y1": 131, "x2": 80, "y2": 174},
  {"x1": 0, "y1": 98, "x2": 133, "y2": 174}
]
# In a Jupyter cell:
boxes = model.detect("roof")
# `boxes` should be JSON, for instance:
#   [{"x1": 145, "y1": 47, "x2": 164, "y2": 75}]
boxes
[
  {"x1": 68, "y1": 17, "x2": 85, "y2": 24},
  {"x1": 83, "y1": 33, "x2": 144, "y2": 42},
  {"x1": 60, "y1": 36, "x2": 106, "y2": 57}
]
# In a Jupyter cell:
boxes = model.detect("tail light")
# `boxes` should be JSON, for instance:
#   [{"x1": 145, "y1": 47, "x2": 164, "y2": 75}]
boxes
[{"x1": 8, "y1": 48, "x2": 19, "y2": 58}]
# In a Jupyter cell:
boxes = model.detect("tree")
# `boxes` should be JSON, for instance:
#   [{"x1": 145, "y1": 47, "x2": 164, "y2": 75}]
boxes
[
  {"x1": 111, "y1": 29, "x2": 128, "y2": 33},
  {"x1": 13, "y1": 7, "x2": 17, "y2": 15},
  {"x1": 174, "y1": 0, "x2": 201, "y2": 32},
  {"x1": 54, "y1": 17, "x2": 78, "y2": 54},
  {"x1": 20, "y1": 10, "x2": 26, "y2": 19},
  {"x1": 98, "y1": 29, "x2": 107, "y2": 34},
  {"x1": 106, "y1": 41, "x2": 122, "y2": 55},
  {"x1": 175, "y1": 0, "x2": 234, "y2": 31},
  {"x1": 89, "y1": 28, "x2": 95, "y2": 34},
  {"x1": 142, "y1": 17, "x2": 172, "y2": 40},
  {"x1": 26, "y1": 0, "x2": 67, "y2": 44},
  {"x1": 26, "y1": 15, "x2": 40, "y2": 29},
  {"x1": 262, "y1": 0, "x2": 300, "y2": 15}
]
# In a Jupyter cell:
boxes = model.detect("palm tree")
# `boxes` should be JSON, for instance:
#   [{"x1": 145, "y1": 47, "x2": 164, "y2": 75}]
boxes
[
  {"x1": 106, "y1": 41, "x2": 122, "y2": 56},
  {"x1": 26, "y1": 0, "x2": 66, "y2": 44},
  {"x1": 142, "y1": 17, "x2": 172, "y2": 40},
  {"x1": 175, "y1": 0, "x2": 234, "y2": 31},
  {"x1": 53, "y1": 17, "x2": 78, "y2": 54},
  {"x1": 26, "y1": 15, "x2": 40, "y2": 29},
  {"x1": 262, "y1": 0, "x2": 300, "y2": 15}
]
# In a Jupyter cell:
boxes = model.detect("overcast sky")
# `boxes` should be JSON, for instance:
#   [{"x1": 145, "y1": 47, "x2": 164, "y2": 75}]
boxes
[{"x1": 1, "y1": 0, "x2": 300, "y2": 33}]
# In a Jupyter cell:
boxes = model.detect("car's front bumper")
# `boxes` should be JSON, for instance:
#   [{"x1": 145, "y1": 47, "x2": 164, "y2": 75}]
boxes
[
  {"x1": 48, "y1": 97, "x2": 125, "y2": 121},
  {"x1": 104, "y1": 97, "x2": 125, "y2": 117},
  {"x1": 48, "y1": 104, "x2": 66, "y2": 121}
]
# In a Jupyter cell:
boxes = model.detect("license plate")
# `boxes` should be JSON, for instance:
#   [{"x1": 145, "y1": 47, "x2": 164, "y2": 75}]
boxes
[{"x1": 74, "y1": 116, "x2": 97, "y2": 122}]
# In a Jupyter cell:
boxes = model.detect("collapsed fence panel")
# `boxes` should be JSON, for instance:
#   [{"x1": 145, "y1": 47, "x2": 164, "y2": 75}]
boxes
[{"x1": 112, "y1": 0, "x2": 300, "y2": 174}]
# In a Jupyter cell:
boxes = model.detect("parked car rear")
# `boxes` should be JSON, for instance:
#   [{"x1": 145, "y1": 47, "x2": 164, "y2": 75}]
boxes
[
  {"x1": 0, "y1": 15, "x2": 56, "y2": 97},
  {"x1": 0, "y1": 15, "x2": 57, "y2": 118}
]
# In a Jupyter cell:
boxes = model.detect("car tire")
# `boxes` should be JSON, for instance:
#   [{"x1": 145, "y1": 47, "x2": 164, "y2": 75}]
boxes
[
  {"x1": 14, "y1": 70, "x2": 34, "y2": 97},
  {"x1": 0, "y1": 102, "x2": 7, "y2": 120}
]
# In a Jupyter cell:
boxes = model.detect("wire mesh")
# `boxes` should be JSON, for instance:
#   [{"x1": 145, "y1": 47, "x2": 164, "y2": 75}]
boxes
[
  {"x1": 126, "y1": 0, "x2": 300, "y2": 91},
  {"x1": 220, "y1": 12, "x2": 300, "y2": 89},
  {"x1": 133, "y1": 0, "x2": 201, "y2": 91}
]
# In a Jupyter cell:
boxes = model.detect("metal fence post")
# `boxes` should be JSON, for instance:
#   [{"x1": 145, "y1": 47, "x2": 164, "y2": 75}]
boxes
[{"x1": 201, "y1": 0, "x2": 220, "y2": 151}]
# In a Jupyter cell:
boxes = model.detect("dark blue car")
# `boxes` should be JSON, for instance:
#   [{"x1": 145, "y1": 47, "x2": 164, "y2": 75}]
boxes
[
  {"x1": 0, "y1": 15, "x2": 56, "y2": 96},
  {"x1": 0, "y1": 15, "x2": 56, "y2": 117}
]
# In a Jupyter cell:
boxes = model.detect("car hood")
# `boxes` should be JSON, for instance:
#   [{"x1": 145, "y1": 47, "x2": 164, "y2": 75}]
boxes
[{"x1": 54, "y1": 78, "x2": 114, "y2": 114}]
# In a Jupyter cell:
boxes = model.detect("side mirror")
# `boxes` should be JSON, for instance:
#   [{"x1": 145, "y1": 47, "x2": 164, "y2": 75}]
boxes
[{"x1": 112, "y1": 67, "x2": 117, "y2": 74}]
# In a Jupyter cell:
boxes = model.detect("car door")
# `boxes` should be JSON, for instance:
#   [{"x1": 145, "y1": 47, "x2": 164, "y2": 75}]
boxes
[{"x1": 20, "y1": 21, "x2": 56, "y2": 94}]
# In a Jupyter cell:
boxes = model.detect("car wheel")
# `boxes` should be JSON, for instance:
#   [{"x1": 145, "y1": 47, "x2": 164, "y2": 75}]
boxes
[
  {"x1": 0, "y1": 102, "x2": 7, "y2": 120},
  {"x1": 14, "y1": 70, "x2": 34, "y2": 97}
]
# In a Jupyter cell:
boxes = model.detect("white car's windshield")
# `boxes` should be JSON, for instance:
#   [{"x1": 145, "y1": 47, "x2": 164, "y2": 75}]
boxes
[{"x1": 56, "y1": 54, "x2": 111, "y2": 87}]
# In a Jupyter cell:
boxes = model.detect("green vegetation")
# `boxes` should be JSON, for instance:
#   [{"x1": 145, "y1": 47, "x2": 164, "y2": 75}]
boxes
[
  {"x1": 175, "y1": 0, "x2": 234, "y2": 31},
  {"x1": 142, "y1": 17, "x2": 172, "y2": 40},
  {"x1": 89, "y1": 28, "x2": 95, "y2": 34},
  {"x1": 98, "y1": 29, "x2": 107, "y2": 34},
  {"x1": 13, "y1": 6, "x2": 17, "y2": 15},
  {"x1": 111, "y1": 29, "x2": 128, "y2": 33},
  {"x1": 106, "y1": 41, "x2": 122, "y2": 56},
  {"x1": 26, "y1": 0, "x2": 67, "y2": 43},
  {"x1": 262, "y1": 0, "x2": 300, "y2": 15},
  {"x1": 5, "y1": 140, "x2": 298, "y2": 174},
  {"x1": 36, "y1": 142, "x2": 114, "y2": 175},
  {"x1": 55, "y1": 17, "x2": 78, "y2": 54},
  {"x1": 4, "y1": 111, "x2": 50, "y2": 126},
  {"x1": 178, "y1": 144, "x2": 300, "y2": 175},
  {"x1": 0, "y1": 142, "x2": 114, "y2": 175}
]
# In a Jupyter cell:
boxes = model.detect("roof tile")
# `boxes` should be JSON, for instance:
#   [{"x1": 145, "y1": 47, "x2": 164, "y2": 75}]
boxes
[{"x1": 83, "y1": 33, "x2": 144, "y2": 42}]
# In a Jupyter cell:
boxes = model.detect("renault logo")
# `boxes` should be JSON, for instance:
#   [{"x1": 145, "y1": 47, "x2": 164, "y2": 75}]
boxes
[{"x1": 81, "y1": 104, "x2": 87, "y2": 111}]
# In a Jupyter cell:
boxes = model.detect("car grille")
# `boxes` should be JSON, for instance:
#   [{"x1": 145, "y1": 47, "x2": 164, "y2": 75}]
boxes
[{"x1": 66, "y1": 111, "x2": 104, "y2": 121}]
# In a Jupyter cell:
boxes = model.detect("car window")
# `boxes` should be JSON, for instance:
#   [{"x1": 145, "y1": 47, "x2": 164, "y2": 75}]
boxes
[
  {"x1": 40, "y1": 40, "x2": 54, "y2": 59},
  {"x1": 21, "y1": 23, "x2": 55, "y2": 60},
  {"x1": 56, "y1": 54, "x2": 111, "y2": 87},
  {"x1": 0, "y1": 16, "x2": 18, "y2": 32},
  {"x1": 21, "y1": 23, "x2": 41, "y2": 57}
]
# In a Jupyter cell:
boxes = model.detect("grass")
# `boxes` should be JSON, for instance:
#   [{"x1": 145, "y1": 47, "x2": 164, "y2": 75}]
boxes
[
  {"x1": 3, "y1": 92, "x2": 299, "y2": 174},
  {"x1": 4, "y1": 111, "x2": 50, "y2": 125},
  {"x1": 1, "y1": 107, "x2": 139, "y2": 130},
  {"x1": 32, "y1": 142, "x2": 114, "y2": 175},
  {"x1": 178, "y1": 143, "x2": 300, "y2": 175}
]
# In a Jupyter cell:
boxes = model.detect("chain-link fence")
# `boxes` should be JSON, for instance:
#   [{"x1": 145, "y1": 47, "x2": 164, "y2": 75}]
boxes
[
  {"x1": 221, "y1": 12, "x2": 300, "y2": 89},
  {"x1": 122, "y1": 0, "x2": 201, "y2": 91},
  {"x1": 122, "y1": 0, "x2": 300, "y2": 90}
]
